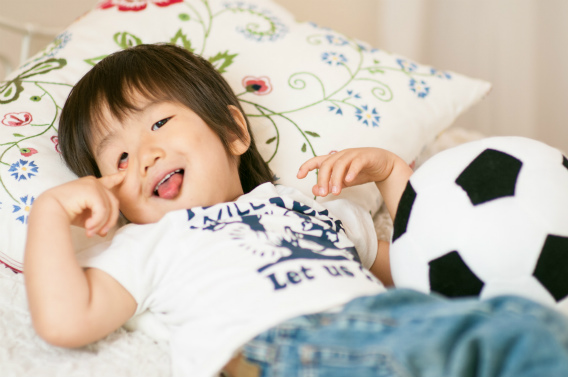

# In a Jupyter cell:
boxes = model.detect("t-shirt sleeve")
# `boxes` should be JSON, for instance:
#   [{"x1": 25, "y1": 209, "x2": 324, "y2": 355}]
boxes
[
  {"x1": 76, "y1": 224, "x2": 153, "y2": 316},
  {"x1": 321, "y1": 199, "x2": 378, "y2": 270}
]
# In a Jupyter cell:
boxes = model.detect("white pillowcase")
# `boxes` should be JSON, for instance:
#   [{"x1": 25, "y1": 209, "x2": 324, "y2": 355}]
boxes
[{"x1": 0, "y1": 0, "x2": 491, "y2": 272}]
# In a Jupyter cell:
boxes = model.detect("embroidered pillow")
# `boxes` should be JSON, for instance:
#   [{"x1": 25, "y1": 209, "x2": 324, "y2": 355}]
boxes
[{"x1": 0, "y1": 0, "x2": 491, "y2": 272}]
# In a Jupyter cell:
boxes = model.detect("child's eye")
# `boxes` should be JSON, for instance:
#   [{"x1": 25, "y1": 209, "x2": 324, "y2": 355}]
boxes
[
  {"x1": 118, "y1": 152, "x2": 129, "y2": 170},
  {"x1": 151, "y1": 117, "x2": 171, "y2": 131}
]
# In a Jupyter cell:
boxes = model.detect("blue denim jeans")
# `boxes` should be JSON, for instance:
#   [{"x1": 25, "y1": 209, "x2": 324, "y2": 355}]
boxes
[{"x1": 240, "y1": 289, "x2": 568, "y2": 377}]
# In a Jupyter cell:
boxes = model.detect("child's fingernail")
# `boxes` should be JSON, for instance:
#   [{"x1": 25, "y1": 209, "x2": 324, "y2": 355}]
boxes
[
  {"x1": 345, "y1": 174, "x2": 353, "y2": 181},
  {"x1": 332, "y1": 186, "x2": 339, "y2": 194},
  {"x1": 319, "y1": 187, "x2": 326, "y2": 195}
]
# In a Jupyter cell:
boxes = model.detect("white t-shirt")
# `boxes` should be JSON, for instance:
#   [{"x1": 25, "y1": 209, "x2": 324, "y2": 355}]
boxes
[{"x1": 78, "y1": 183, "x2": 384, "y2": 377}]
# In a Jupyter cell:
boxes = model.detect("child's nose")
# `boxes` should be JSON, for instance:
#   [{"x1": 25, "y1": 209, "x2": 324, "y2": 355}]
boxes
[{"x1": 139, "y1": 144, "x2": 165, "y2": 174}]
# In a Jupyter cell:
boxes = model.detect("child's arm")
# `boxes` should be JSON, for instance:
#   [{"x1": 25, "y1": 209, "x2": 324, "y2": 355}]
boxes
[
  {"x1": 297, "y1": 147, "x2": 413, "y2": 286},
  {"x1": 24, "y1": 172, "x2": 136, "y2": 348}
]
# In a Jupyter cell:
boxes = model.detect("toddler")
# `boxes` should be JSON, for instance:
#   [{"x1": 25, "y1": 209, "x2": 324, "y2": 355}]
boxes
[{"x1": 25, "y1": 44, "x2": 568, "y2": 377}]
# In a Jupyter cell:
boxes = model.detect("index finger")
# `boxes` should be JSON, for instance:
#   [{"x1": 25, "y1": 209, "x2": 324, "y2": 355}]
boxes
[
  {"x1": 98, "y1": 171, "x2": 126, "y2": 191},
  {"x1": 297, "y1": 155, "x2": 329, "y2": 179}
]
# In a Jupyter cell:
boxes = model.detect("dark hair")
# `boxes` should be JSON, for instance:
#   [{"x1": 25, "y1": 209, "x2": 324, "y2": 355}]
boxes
[{"x1": 58, "y1": 43, "x2": 273, "y2": 194}]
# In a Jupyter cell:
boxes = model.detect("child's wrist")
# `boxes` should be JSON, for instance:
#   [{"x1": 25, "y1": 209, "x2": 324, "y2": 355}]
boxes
[{"x1": 30, "y1": 192, "x2": 73, "y2": 225}]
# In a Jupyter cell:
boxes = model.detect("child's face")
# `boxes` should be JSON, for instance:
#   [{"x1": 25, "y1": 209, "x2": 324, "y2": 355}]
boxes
[{"x1": 92, "y1": 97, "x2": 248, "y2": 224}]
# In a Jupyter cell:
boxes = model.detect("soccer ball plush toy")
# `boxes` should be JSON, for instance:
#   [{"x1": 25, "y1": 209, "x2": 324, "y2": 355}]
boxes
[{"x1": 390, "y1": 136, "x2": 568, "y2": 314}]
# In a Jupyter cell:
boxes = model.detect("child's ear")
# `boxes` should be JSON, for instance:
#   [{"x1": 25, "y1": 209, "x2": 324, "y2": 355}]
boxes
[{"x1": 228, "y1": 105, "x2": 251, "y2": 156}]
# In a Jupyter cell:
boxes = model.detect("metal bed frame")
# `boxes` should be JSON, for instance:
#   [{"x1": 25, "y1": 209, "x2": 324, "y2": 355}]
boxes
[{"x1": 0, "y1": 15, "x2": 60, "y2": 77}]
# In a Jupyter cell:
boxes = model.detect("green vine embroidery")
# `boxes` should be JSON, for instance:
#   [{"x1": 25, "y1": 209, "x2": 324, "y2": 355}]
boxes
[
  {"x1": 0, "y1": 81, "x2": 69, "y2": 205},
  {"x1": 0, "y1": 0, "x2": 453, "y2": 213},
  {"x1": 82, "y1": 0, "x2": 451, "y2": 181}
]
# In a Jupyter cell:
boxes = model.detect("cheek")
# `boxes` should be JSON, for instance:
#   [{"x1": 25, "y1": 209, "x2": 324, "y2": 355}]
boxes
[
  {"x1": 116, "y1": 195, "x2": 134, "y2": 220},
  {"x1": 115, "y1": 183, "x2": 137, "y2": 213}
]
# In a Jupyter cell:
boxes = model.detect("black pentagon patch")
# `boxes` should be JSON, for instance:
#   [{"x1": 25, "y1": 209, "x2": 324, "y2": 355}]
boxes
[
  {"x1": 455, "y1": 149, "x2": 522, "y2": 206},
  {"x1": 429, "y1": 251, "x2": 484, "y2": 298},
  {"x1": 533, "y1": 235, "x2": 568, "y2": 302},
  {"x1": 563, "y1": 155, "x2": 568, "y2": 170},
  {"x1": 392, "y1": 182, "x2": 416, "y2": 242}
]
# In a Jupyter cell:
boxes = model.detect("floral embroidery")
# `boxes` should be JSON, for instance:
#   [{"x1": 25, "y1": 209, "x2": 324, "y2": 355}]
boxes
[
  {"x1": 19, "y1": 148, "x2": 38, "y2": 157},
  {"x1": 0, "y1": 59, "x2": 67, "y2": 104},
  {"x1": 242, "y1": 76, "x2": 273, "y2": 95},
  {"x1": 9, "y1": 160, "x2": 38, "y2": 181},
  {"x1": 12, "y1": 195, "x2": 34, "y2": 224},
  {"x1": 431, "y1": 68, "x2": 452, "y2": 80},
  {"x1": 51, "y1": 136, "x2": 61, "y2": 153},
  {"x1": 0, "y1": 0, "x2": 459, "y2": 240},
  {"x1": 327, "y1": 90, "x2": 361, "y2": 116},
  {"x1": 321, "y1": 52, "x2": 347, "y2": 66},
  {"x1": 325, "y1": 35, "x2": 349, "y2": 46},
  {"x1": 328, "y1": 105, "x2": 343, "y2": 115},
  {"x1": 208, "y1": 51, "x2": 238, "y2": 74},
  {"x1": 0, "y1": 57, "x2": 66, "y2": 216},
  {"x1": 22, "y1": 31, "x2": 72, "y2": 68},
  {"x1": 355, "y1": 105, "x2": 380, "y2": 127},
  {"x1": 409, "y1": 160, "x2": 416, "y2": 170},
  {"x1": 410, "y1": 78, "x2": 430, "y2": 98},
  {"x1": 357, "y1": 43, "x2": 379, "y2": 53},
  {"x1": 2, "y1": 112, "x2": 32, "y2": 127},
  {"x1": 98, "y1": 0, "x2": 183, "y2": 11},
  {"x1": 224, "y1": 2, "x2": 288, "y2": 42},
  {"x1": 397, "y1": 58, "x2": 418, "y2": 73}
]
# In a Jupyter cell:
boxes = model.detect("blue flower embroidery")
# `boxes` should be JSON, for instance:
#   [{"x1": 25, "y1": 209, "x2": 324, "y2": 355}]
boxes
[
  {"x1": 325, "y1": 35, "x2": 349, "y2": 46},
  {"x1": 355, "y1": 105, "x2": 380, "y2": 127},
  {"x1": 9, "y1": 159, "x2": 39, "y2": 181},
  {"x1": 45, "y1": 31, "x2": 72, "y2": 58},
  {"x1": 346, "y1": 90, "x2": 361, "y2": 99},
  {"x1": 430, "y1": 68, "x2": 452, "y2": 79},
  {"x1": 322, "y1": 52, "x2": 347, "y2": 66},
  {"x1": 327, "y1": 90, "x2": 361, "y2": 116},
  {"x1": 13, "y1": 195, "x2": 34, "y2": 224},
  {"x1": 410, "y1": 79, "x2": 430, "y2": 98},
  {"x1": 328, "y1": 105, "x2": 343, "y2": 115},
  {"x1": 357, "y1": 43, "x2": 379, "y2": 53},
  {"x1": 225, "y1": 2, "x2": 288, "y2": 42},
  {"x1": 21, "y1": 31, "x2": 72, "y2": 69},
  {"x1": 397, "y1": 58, "x2": 418, "y2": 73}
]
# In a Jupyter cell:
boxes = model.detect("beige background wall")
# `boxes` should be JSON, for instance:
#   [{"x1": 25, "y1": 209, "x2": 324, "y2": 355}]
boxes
[{"x1": 1, "y1": 0, "x2": 567, "y2": 152}]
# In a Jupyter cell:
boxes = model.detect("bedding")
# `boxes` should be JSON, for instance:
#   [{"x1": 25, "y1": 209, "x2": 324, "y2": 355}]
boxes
[
  {"x1": 0, "y1": 0, "x2": 490, "y2": 273},
  {"x1": 0, "y1": 0, "x2": 492, "y2": 375},
  {"x1": 0, "y1": 126, "x2": 485, "y2": 376}
]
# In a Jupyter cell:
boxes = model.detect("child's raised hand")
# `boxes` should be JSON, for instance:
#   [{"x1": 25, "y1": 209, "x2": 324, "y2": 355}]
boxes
[
  {"x1": 36, "y1": 172, "x2": 125, "y2": 237},
  {"x1": 297, "y1": 148, "x2": 397, "y2": 197}
]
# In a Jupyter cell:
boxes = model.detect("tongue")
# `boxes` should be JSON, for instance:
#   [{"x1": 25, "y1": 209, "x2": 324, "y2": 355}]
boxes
[{"x1": 157, "y1": 172, "x2": 183, "y2": 199}]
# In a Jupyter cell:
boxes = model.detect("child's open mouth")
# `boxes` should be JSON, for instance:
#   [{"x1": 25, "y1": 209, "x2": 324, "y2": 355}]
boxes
[{"x1": 153, "y1": 169, "x2": 184, "y2": 199}]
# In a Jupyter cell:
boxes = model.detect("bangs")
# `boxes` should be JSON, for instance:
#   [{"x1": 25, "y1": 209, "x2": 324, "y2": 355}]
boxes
[
  {"x1": 88, "y1": 64, "x2": 180, "y2": 130},
  {"x1": 59, "y1": 43, "x2": 272, "y2": 189},
  {"x1": 83, "y1": 48, "x2": 194, "y2": 154}
]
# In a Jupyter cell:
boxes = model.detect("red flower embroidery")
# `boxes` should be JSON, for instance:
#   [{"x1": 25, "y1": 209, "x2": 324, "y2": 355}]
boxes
[
  {"x1": 242, "y1": 76, "x2": 273, "y2": 96},
  {"x1": 409, "y1": 160, "x2": 416, "y2": 170},
  {"x1": 20, "y1": 148, "x2": 38, "y2": 157},
  {"x1": 2, "y1": 112, "x2": 32, "y2": 127},
  {"x1": 51, "y1": 136, "x2": 61, "y2": 154},
  {"x1": 98, "y1": 0, "x2": 183, "y2": 11}
]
